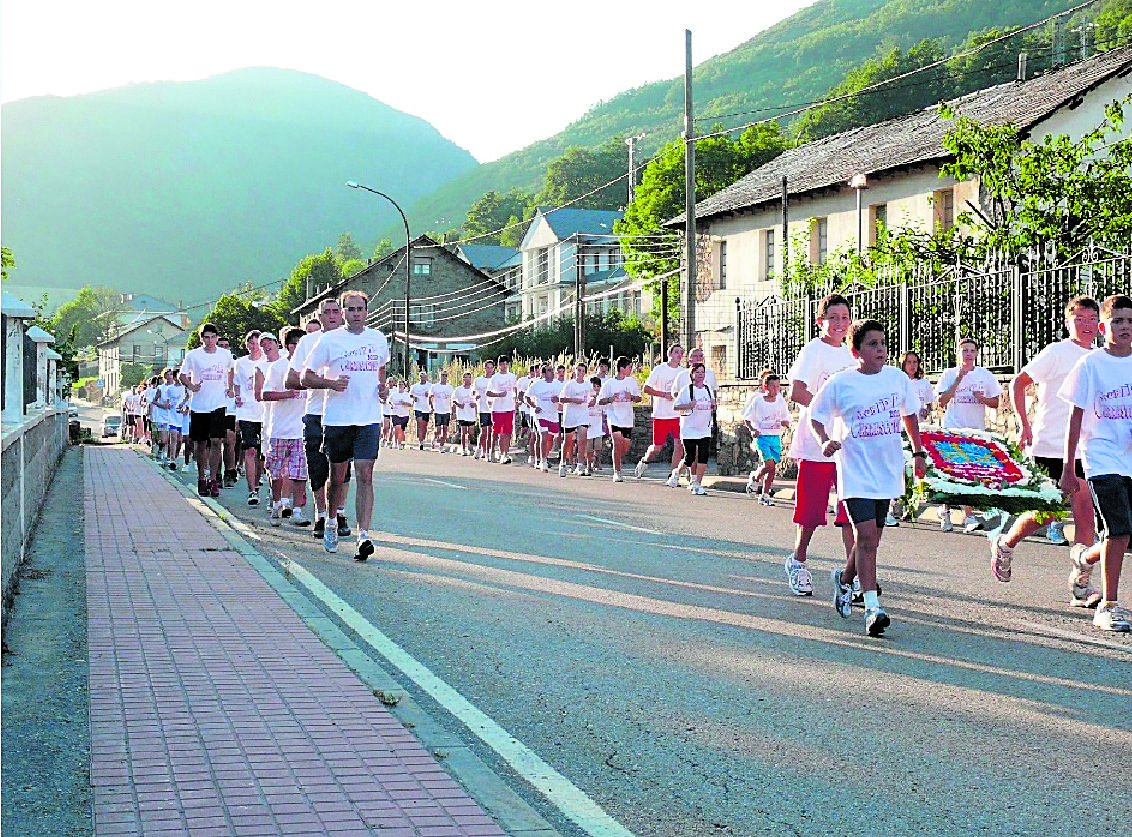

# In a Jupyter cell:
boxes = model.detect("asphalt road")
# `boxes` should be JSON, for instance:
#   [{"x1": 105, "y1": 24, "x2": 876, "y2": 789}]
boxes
[{"x1": 173, "y1": 445, "x2": 1130, "y2": 837}]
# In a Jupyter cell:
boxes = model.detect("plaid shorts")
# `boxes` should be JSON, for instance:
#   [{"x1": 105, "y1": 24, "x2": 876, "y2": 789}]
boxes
[{"x1": 265, "y1": 437, "x2": 307, "y2": 480}]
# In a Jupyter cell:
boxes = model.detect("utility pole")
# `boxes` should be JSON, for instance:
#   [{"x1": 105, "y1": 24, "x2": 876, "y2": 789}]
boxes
[
  {"x1": 780, "y1": 176, "x2": 789, "y2": 282},
  {"x1": 575, "y1": 235, "x2": 586, "y2": 360},
  {"x1": 682, "y1": 30, "x2": 697, "y2": 355},
  {"x1": 625, "y1": 133, "x2": 645, "y2": 207}
]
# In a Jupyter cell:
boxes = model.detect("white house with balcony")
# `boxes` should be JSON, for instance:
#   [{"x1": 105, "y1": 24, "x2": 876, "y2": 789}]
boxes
[
  {"x1": 512, "y1": 207, "x2": 647, "y2": 326},
  {"x1": 667, "y1": 45, "x2": 1132, "y2": 381}
]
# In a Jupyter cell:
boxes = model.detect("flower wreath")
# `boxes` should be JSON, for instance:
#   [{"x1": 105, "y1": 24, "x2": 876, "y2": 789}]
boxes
[{"x1": 904, "y1": 429, "x2": 1066, "y2": 515}]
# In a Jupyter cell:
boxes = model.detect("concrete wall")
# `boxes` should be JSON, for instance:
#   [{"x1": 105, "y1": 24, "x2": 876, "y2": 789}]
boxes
[{"x1": 2, "y1": 408, "x2": 70, "y2": 632}]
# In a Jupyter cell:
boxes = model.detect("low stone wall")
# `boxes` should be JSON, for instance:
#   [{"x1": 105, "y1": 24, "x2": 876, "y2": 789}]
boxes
[{"x1": 2, "y1": 408, "x2": 70, "y2": 632}]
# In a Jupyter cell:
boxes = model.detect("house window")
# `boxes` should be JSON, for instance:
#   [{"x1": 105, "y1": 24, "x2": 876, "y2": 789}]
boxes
[
  {"x1": 132, "y1": 344, "x2": 141, "y2": 361},
  {"x1": 412, "y1": 258, "x2": 432, "y2": 276},
  {"x1": 718, "y1": 241, "x2": 728, "y2": 290},
  {"x1": 813, "y1": 218, "x2": 829, "y2": 266},
  {"x1": 764, "y1": 229, "x2": 775, "y2": 280},
  {"x1": 873, "y1": 203, "x2": 887, "y2": 238},
  {"x1": 711, "y1": 345, "x2": 727, "y2": 378},
  {"x1": 537, "y1": 248, "x2": 549, "y2": 284},
  {"x1": 411, "y1": 304, "x2": 436, "y2": 327},
  {"x1": 934, "y1": 189, "x2": 954, "y2": 233}
]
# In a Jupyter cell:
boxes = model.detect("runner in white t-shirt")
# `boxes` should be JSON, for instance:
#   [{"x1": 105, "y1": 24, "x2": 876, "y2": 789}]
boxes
[
  {"x1": 257, "y1": 329, "x2": 310, "y2": 527},
  {"x1": 453, "y1": 372, "x2": 478, "y2": 456},
  {"x1": 473, "y1": 360, "x2": 495, "y2": 460},
  {"x1": 673, "y1": 362, "x2": 715, "y2": 495},
  {"x1": 560, "y1": 363, "x2": 593, "y2": 476},
  {"x1": 515, "y1": 369, "x2": 534, "y2": 462},
  {"x1": 1058, "y1": 293, "x2": 1132, "y2": 632},
  {"x1": 991, "y1": 296, "x2": 1101, "y2": 602},
  {"x1": 636, "y1": 344, "x2": 686, "y2": 486},
  {"x1": 232, "y1": 331, "x2": 270, "y2": 505},
  {"x1": 410, "y1": 371, "x2": 433, "y2": 451},
  {"x1": 301, "y1": 290, "x2": 389, "y2": 561},
  {"x1": 740, "y1": 372, "x2": 791, "y2": 505},
  {"x1": 179, "y1": 322, "x2": 235, "y2": 498},
  {"x1": 487, "y1": 357, "x2": 518, "y2": 464},
  {"x1": 811, "y1": 318, "x2": 927, "y2": 637},
  {"x1": 935, "y1": 337, "x2": 1003, "y2": 533},
  {"x1": 598, "y1": 356, "x2": 642, "y2": 482},
  {"x1": 429, "y1": 371, "x2": 455, "y2": 452},
  {"x1": 783, "y1": 294, "x2": 856, "y2": 597},
  {"x1": 525, "y1": 364, "x2": 562, "y2": 473},
  {"x1": 670, "y1": 347, "x2": 718, "y2": 486}
]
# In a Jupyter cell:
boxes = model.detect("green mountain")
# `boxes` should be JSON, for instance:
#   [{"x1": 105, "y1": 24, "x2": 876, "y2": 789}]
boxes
[
  {"x1": 404, "y1": 0, "x2": 1091, "y2": 236},
  {"x1": 1, "y1": 68, "x2": 476, "y2": 306}
]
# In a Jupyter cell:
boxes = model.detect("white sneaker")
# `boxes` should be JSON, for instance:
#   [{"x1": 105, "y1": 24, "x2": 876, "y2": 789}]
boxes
[
  {"x1": 558, "y1": 464, "x2": 566, "y2": 477},
  {"x1": 270, "y1": 502, "x2": 282, "y2": 527},
  {"x1": 759, "y1": 495, "x2": 773, "y2": 506},
  {"x1": 1093, "y1": 602, "x2": 1131, "y2": 632},
  {"x1": 665, "y1": 472, "x2": 680, "y2": 488},
  {"x1": 785, "y1": 557, "x2": 813, "y2": 596},
  {"x1": 541, "y1": 461, "x2": 549, "y2": 473},
  {"x1": 1068, "y1": 544, "x2": 1102, "y2": 608},
  {"x1": 939, "y1": 505, "x2": 953, "y2": 532},
  {"x1": 291, "y1": 506, "x2": 309, "y2": 527},
  {"x1": 1046, "y1": 520, "x2": 1069, "y2": 545},
  {"x1": 989, "y1": 534, "x2": 1014, "y2": 582},
  {"x1": 473, "y1": 449, "x2": 481, "y2": 459},
  {"x1": 884, "y1": 513, "x2": 900, "y2": 527},
  {"x1": 573, "y1": 465, "x2": 585, "y2": 476},
  {"x1": 687, "y1": 482, "x2": 697, "y2": 492},
  {"x1": 500, "y1": 455, "x2": 512, "y2": 465},
  {"x1": 612, "y1": 472, "x2": 624, "y2": 483},
  {"x1": 963, "y1": 515, "x2": 982, "y2": 534},
  {"x1": 528, "y1": 455, "x2": 535, "y2": 465},
  {"x1": 634, "y1": 460, "x2": 647, "y2": 479},
  {"x1": 693, "y1": 483, "x2": 706, "y2": 495}
]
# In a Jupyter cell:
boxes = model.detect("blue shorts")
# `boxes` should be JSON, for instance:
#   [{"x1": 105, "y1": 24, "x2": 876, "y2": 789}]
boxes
[
  {"x1": 755, "y1": 434, "x2": 782, "y2": 462},
  {"x1": 322, "y1": 423, "x2": 381, "y2": 463}
]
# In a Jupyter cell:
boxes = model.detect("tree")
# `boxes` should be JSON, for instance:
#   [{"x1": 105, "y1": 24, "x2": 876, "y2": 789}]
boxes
[
  {"x1": 1, "y1": 246, "x2": 13, "y2": 280},
  {"x1": 47, "y1": 285, "x2": 131, "y2": 350},
  {"x1": 616, "y1": 123, "x2": 786, "y2": 335},
  {"x1": 187, "y1": 294, "x2": 285, "y2": 350},
  {"x1": 938, "y1": 97, "x2": 1132, "y2": 261},
  {"x1": 271, "y1": 248, "x2": 343, "y2": 321},
  {"x1": 487, "y1": 310, "x2": 651, "y2": 362},
  {"x1": 464, "y1": 189, "x2": 532, "y2": 244},
  {"x1": 535, "y1": 138, "x2": 628, "y2": 211},
  {"x1": 373, "y1": 238, "x2": 395, "y2": 259},
  {"x1": 336, "y1": 232, "x2": 363, "y2": 263},
  {"x1": 1093, "y1": 0, "x2": 1132, "y2": 50}
]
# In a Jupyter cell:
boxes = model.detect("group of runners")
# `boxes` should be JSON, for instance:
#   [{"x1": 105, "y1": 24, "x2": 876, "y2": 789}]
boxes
[{"x1": 127, "y1": 286, "x2": 1132, "y2": 636}]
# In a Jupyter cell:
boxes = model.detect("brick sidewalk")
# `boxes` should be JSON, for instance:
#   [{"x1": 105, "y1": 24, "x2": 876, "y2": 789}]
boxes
[{"x1": 85, "y1": 447, "x2": 507, "y2": 837}]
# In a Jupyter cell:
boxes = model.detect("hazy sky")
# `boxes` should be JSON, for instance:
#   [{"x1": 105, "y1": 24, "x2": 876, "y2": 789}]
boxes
[{"x1": 1, "y1": 1, "x2": 818, "y2": 161}]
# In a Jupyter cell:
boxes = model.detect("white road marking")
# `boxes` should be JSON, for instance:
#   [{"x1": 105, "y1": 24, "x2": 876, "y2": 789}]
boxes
[
  {"x1": 1027, "y1": 623, "x2": 1132, "y2": 654},
  {"x1": 578, "y1": 514, "x2": 665, "y2": 536},
  {"x1": 283, "y1": 559, "x2": 636, "y2": 837},
  {"x1": 421, "y1": 478, "x2": 467, "y2": 490}
]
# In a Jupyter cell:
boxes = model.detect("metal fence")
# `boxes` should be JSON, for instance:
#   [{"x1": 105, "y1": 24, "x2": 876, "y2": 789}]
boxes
[{"x1": 737, "y1": 253, "x2": 1131, "y2": 378}]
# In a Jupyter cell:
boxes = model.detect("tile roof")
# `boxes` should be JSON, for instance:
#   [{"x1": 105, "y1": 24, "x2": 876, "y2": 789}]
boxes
[{"x1": 669, "y1": 46, "x2": 1132, "y2": 226}]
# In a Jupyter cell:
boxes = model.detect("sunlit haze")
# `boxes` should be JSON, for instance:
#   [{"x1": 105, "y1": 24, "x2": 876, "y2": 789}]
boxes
[{"x1": 0, "y1": 0, "x2": 817, "y2": 162}]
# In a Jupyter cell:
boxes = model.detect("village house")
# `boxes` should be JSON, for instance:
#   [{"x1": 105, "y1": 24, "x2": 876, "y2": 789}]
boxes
[
  {"x1": 668, "y1": 45, "x2": 1132, "y2": 382},
  {"x1": 97, "y1": 314, "x2": 189, "y2": 395},
  {"x1": 455, "y1": 243, "x2": 522, "y2": 321},
  {"x1": 292, "y1": 234, "x2": 506, "y2": 373}
]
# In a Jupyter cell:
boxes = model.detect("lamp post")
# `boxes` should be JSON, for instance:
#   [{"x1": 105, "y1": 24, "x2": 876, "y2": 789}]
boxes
[
  {"x1": 849, "y1": 173, "x2": 868, "y2": 258},
  {"x1": 346, "y1": 181, "x2": 411, "y2": 375}
]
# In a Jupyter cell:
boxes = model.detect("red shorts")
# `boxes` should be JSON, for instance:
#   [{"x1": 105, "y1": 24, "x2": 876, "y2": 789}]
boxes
[
  {"x1": 491, "y1": 410, "x2": 515, "y2": 435},
  {"x1": 652, "y1": 417, "x2": 681, "y2": 446},
  {"x1": 538, "y1": 418, "x2": 560, "y2": 434},
  {"x1": 792, "y1": 459, "x2": 850, "y2": 529}
]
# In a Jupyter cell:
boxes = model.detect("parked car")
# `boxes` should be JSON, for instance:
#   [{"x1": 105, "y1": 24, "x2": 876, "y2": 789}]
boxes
[
  {"x1": 102, "y1": 415, "x2": 122, "y2": 438},
  {"x1": 67, "y1": 402, "x2": 79, "y2": 418}
]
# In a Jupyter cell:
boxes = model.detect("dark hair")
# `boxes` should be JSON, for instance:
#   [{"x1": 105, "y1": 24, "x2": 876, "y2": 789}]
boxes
[
  {"x1": 598, "y1": 357, "x2": 611, "y2": 368},
  {"x1": 761, "y1": 372, "x2": 780, "y2": 386},
  {"x1": 245, "y1": 330, "x2": 261, "y2": 342},
  {"x1": 496, "y1": 355, "x2": 509, "y2": 365},
  {"x1": 958, "y1": 336, "x2": 979, "y2": 349},
  {"x1": 1101, "y1": 294, "x2": 1132, "y2": 318},
  {"x1": 616, "y1": 355, "x2": 631, "y2": 372},
  {"x1": 1065, "y1": 295, "x2": 1100, "y2": 317},
  {"x1": 690, "y1": 362, "x2": 705, "y2": 374},
  {"x1": 850, "y1": 318, "x2": 886, "y2": 351},
  {"x1": 282, "y1": 327, "x2": 305, "y2": 346},
  {"x1": 589, "y1": 376, "x2": 602, "y2": 387},
  {"x1": 900, "y1": 350, "x2": 923, "y2": 379},
  {"x1": 817, "y1": 293, "x2": 852, "y2": 319},
  {"x1": 199, "y1": 322, "x2": 219, "y2": 336}
]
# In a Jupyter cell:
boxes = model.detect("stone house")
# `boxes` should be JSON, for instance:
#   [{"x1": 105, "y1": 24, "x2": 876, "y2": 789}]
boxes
[
  {"x1": 667, "y1": 45, "x2": 1132, "y2": 383},
  {"x1": 455, "y1": 244, "x2": 523, "y2": 322},
  {"x1": 292, "y1": 234, "x2": 506, "y2": 373},
  {"x1": 97, "y1": 314, "x2": 188, "y2": 396}
]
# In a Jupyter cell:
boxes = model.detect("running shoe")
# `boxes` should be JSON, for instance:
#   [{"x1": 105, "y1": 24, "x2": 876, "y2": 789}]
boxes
[
  {"x1": 528, "y1": 455, "x2": 535, "y2": 465},
  {"x1": 1068, "y1": 543, "x2": 1102, "y2": 608},
  {"x1": 197, "y1": 479, "x2": 209, "y2": 497},
  {"x1": 270, "y1": 503, "x2": 282, "y2": 527},
  {"x1": 938, "y1": 505, "x2": 953, "y2": 532},
  {"x1": 1093, "y1": 602, "x2": 1131, "y2": 632},
  {"x1": 785, "y1": 557, "x2": 813, "y2": 596},
  {"x1": 634, "y1": 460, "x2": 647, "y2": 479},
  {"x1": 831, "y1": 569, "x2": 852, "y2": 618},
  {"x1": 354, "y1": 531, "x2": 374, "y2": 562},
  {"x1": 989, "y1": 534, "x2": 1014, "y2": 583},
  {"x1": 500, "y1": 455, "x2": 512, "y2": 464},
  {"x1": 323, "y1": 523, "x2": 339, "y2": 554},
  {"x1": 963, "y1": 515, "x2": 982, "y2": 534},
  {"x1": 864, "y1": 607, "x2": 890, "y2": 637},
  {"x1": 744, "y1": 480, "x2": 756, "y2": 496},
  {"x1": 850, "y1": 578, "x2": 882, "y2": 604},
  {"x1": 167, "y1": 461, "x2": 178, "y2": 472},
  {"x1": 666, "y1": 473, "x2": 680, "y2": 488},
  {"x1": 558, "y1": 464, "x2": 566, "y2": 477},
  {"x1": 1046, "y1": 520, "x2": 1069, "y2": 545},
  {"x1": 573, "y1": 464, "x2": 585, "y2": 476},
  {"x1": 291, "y1": 507, "x2": 310, "y2": 527},
  {"x1": 541, "y1": 461, "x2": 549, "y2": 473},
  {"x1": 247, "y1": 490, "x2": 259, "y2": 507},
  {"x1": 312, "y1": 516, "x2": 326, "y2": 539},
  {"x1": 280, "y1": 504, "x2": 293, "y2": 521},
  {"x1": 884, "y1": 513, "x2": 900, "y2": 527},
  {"x1": 612, "y1": 472, "x2": 624, "y2": 483},
  {"x1": 336, "y1": 514, "x2": 351, "y2": 537},
  {"x1": 693, "y1": 484, "x2": 706, "y2": 495},
  {"x1": 209, "y1": 479, "x2": 221, "y2": 498},
  {"x1": 759, "y1": 495, "x2": 774, "y2": 507}
]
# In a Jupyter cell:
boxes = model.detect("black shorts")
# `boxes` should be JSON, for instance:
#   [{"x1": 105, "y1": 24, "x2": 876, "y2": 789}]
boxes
[
  {"x1": 322, "y1": 423, "x2": 381, "y2": 464},
  {"x1": 843, "y1": 498, "x2": 890, "y2": 528},
  {"x1": 611, "y1": 425, "x2": 633, "y2": 439},
  {"x1": 682, "y1": 436, "x2": 710, "y2": 466},
  {"x1": 415, "y1": 410, "x2": 431, "y2": 423},
  {"x1": 1089, "y1": 474, "x2": 1132, "y2": 539},
  {"x1": 392, "y1": 415, "x2": 410, "y2": 429},
  {"x1": 224, "y1": 414, "x2": 236, "y2": 432},
  {"x1": 303, "y1": 414, "x2": 330, "y2": 492},
  {"x1": 520, "y1": 413, "x2": 532, "y2": 429},
  {"x1": 458, "y1": 419, "x2": 477, "y2": 428},
  {"x1": 479, "y1": 412, "x2": 492, "y2": 428},
  {"x1": 563, "y1": 425, "x2": 582, "y2": 434},
  {"x1": 238, "y1": 420, "x2": 262, "y2": 452},
  {"x1": 434, "y1": 414, "x2": 451, "y2": 427},
  {"x1": 189, "y1": 408, "x2": 228, "y2": 442},
  {"x1": 1033, "y1": 456, "x2": 1085, "y2": 482}
]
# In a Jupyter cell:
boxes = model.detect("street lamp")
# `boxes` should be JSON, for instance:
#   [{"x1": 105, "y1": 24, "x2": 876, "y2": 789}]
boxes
[
  {"x1": 849, "y1": 173, "x2": 868, "y2": 258},
  {"x1": 345, "y1": 180, "x2": 411, "y2": 375}
]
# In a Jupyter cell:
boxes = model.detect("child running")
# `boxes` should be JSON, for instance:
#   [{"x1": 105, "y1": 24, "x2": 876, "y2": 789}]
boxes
[
  {"x1": 1058, "y1": 293, "x2": 1132, "y2": 632},
  {"x1": 810, "y1": 318, "x2": 927, "y2": 636},
  {"x1": 672, "y1": 362, "x2": 715, "y2": 495},
  {"x1": 740, "y1": 372, "x2": 791, "y2": 505}
]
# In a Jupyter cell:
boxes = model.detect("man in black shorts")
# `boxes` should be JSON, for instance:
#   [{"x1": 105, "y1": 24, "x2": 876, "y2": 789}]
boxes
[{"x1": 179, "y1": 323, "x2": 235, "y2": 497}]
